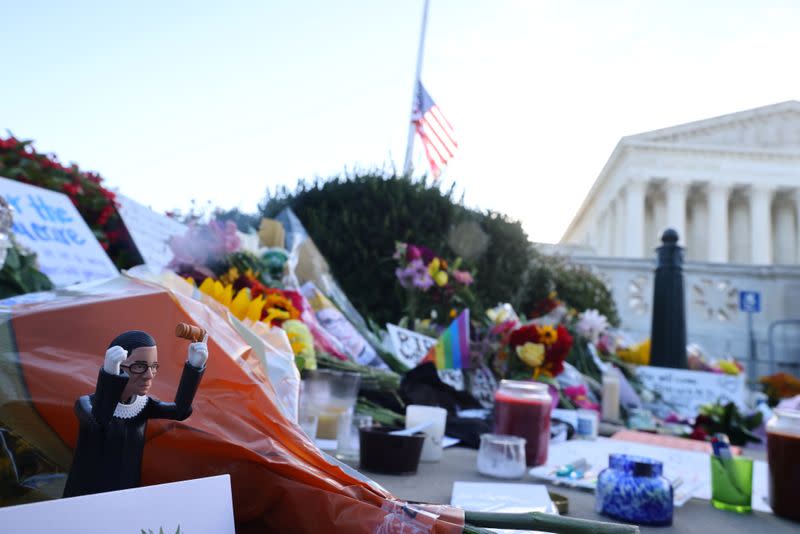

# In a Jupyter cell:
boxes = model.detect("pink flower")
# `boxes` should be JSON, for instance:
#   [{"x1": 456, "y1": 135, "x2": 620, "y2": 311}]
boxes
[
  {"x1": 452, "y1": 270, "x2": 474, "y2": 285},
  {"x1": 406, "y1": 244, "x2": 422, "y2": 261}
]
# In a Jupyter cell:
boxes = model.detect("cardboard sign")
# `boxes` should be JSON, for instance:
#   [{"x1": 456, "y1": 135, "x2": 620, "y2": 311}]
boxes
[
  {"x1": 0, "y1": 475, "x2": 235, "y2": 533},
  {"x1": 386, "y1": 323, "x2": 464, "y2": 390},
  {"x1": 386, "y1": 323, "x2": 437, "y2": 368},
  {"x1": 635, "y1": 366, "x2": 747, "y2": 418},
  {"x1": 0, "y1": 177, "x2": 118, "y2": 286},
  {"x1": 116, "y1": 194, "x2": 187, "y2": 273}
]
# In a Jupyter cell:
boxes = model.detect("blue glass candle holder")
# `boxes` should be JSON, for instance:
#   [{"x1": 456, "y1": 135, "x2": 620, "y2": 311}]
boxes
[{"x1": 595, "y1": 453, "x2": 673, "y2": 526}]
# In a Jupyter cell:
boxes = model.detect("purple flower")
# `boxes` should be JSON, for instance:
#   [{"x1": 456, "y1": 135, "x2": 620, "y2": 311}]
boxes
[
  {"x1": 396, "y1": 259, "x2": 433, "y2": 292},
  {"x1": 412, "y1": 271, "x2": 434, "y2": 291}
]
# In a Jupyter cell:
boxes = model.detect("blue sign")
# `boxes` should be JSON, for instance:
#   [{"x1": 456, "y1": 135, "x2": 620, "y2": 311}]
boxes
[{"x1": 739, "y1": 291, "x2": 761, "y2": 313}]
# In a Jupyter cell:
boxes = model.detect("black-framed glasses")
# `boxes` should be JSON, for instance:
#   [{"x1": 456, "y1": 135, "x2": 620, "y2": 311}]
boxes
[{"x1": 121, "y1": 362, "x2": 159, "y2": 375}]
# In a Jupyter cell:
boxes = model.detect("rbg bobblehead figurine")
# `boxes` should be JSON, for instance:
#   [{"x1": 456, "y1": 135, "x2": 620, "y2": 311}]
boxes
[{"x1": 63, "y1": 325, "x2": 208, "y2": 497}]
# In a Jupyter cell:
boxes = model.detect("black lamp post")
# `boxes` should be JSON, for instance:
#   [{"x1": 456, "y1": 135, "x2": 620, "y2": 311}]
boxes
[{"x1": 649, "y1": 228, "x2": 688, "y2": 369}]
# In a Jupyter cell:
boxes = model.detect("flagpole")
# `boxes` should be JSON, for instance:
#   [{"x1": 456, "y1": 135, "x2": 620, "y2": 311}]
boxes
[{"x1": 403, "y1": 0, "x2": 430, "y2": 177}]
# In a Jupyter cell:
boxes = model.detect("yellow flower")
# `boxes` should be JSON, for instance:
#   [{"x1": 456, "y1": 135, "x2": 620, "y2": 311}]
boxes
[
  {"x1": 428, "y1": 257, "x2": 441, "y2": 276},
  {"x1": 198, "y1": 277, "x2": 216, "y2": 296},
  {"x1": 198, "y1": 277, "x2": 234, "y2": 307},
  {"x1": 219, "y1": 267, "x2": 240, "y2": 286},
  {"x1": 283, "y1": 319, "x2": 316, "y2": 370},
  {"x1": 219, "y1": 283, "x2": 233, "y2": 307},
  {"x1": 264, "y1": 308, "x2": 290, "y2": 327},
  {"x1": 263, "y1": 293, "x2": 300, "y2": 320},
  {"x1": 717, "y1": 360, "x2": 740, "y2": 375},
  {"x1": 246, "y1": 295, "x2": 266, "y2": 322},
  {"x1": 539, "y1": 325, "x2": 558, "y2": 346},
  {"x1": 230, "y1": 288, "x2": 251, "y2": 320},
  {"x1": 516, "y1": 342, "x2": 545, "y2": 367},
  {"x1": 434, "y1": 270, "x2": 448, "y2": 287},
  {"x1": 449, "y1": 308, "x2": 457, "y2": 319},
  {"x1": 618, "y1": 339, "x2": 651, "y2": 365},
  {"x1": 486, "y1": 305, "x2": 510, "y2": 325}
]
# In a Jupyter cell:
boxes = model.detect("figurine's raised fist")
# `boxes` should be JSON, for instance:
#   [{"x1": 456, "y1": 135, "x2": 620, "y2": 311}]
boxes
[
  {"x1": 187, "y1": 333, "x2": 208, "y2": 369},
  {"x1": 104, "y1": 345, "x2": 128, "y2": 375}
]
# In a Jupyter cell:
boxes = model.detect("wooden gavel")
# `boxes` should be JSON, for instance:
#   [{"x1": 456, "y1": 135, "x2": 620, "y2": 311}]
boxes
[{"x1": 175, "y1": 323, "x2": 206, "y2": 342}]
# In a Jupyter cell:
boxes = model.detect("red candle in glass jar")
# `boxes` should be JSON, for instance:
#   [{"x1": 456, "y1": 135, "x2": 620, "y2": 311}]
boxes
[
  {"x1": 766, "y1": 409, "x2": 800, "y2": 521},
  {"x1": 493, "y1": 380, "x2": 552, "y2": 466}
]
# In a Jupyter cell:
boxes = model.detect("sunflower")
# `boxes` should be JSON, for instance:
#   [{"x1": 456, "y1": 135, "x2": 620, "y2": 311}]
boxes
[
  {"x1": 261, "y1": 292, "x2": 301, "y2": 325},
  {"x1": 538, "y1": 325, "x2": 558, "y2": 346}
]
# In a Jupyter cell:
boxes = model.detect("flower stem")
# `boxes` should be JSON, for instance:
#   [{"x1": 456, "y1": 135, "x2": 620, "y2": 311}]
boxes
[{"x1": 464, "y1": 511, "x2": 640, "y2": 534}]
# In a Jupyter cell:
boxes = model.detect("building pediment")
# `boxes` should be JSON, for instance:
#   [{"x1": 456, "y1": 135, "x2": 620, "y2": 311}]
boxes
[{"x1": 627, "y1": 100, "x2": 800, "y2": 149}]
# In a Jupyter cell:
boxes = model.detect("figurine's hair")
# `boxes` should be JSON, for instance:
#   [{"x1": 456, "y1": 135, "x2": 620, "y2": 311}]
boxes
[{"x1": 107, "y1": 330, "x2": 156, "y2": 355}]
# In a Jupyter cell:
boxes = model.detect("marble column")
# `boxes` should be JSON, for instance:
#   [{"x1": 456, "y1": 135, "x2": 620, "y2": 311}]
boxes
[
  {"x1": 707, "y1": 183, "x2": 730, "y2": 263},
  {"x1": 750, "y1": 185, "x2": 773, "y2": 264},
  {"x1": 665, "y1": 180, "x2": 688, "y2": 244},
  {"x1": 598, "y1": 210, "x2": 609, "y2": 255},
  {"x1": 624, "y1": 180, "x2": 646, "y2": 257},
  {"x1": 608, "y1": 198, "x2": 618, "y2": 256},
  {"x1": 614, "y1": 192, "x2": 626, "y2": 256},
  {"x1": 774, "y1": 199, "x2": 795, "y2": 264}
]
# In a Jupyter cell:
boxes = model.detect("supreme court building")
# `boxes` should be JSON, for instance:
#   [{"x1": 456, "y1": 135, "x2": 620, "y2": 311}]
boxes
[{"x1": 561, "y1": 101, "x2": 800, "y2": 264}]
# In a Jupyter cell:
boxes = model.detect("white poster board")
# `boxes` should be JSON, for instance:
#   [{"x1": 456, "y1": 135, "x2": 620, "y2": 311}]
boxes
[
  {"x1": 635, "y1": 366, "x2": 747, "y2": 418},
  {"x1": 386, "y1": 323, "x2": 464, "y2": 390},
  {"x1": 0, "y1": 177, "x2": 118, "y2": 286},
  {"x1": 0, "y1": 474, "x2": 235, "y2": 533},
  {"x1": 116, "y1": 194, "x2": 187, "y2": 273}
]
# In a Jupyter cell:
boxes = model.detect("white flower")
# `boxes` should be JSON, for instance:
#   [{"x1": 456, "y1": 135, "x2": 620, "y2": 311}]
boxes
[{"x1": 577, "y1": 309, "x2": 609, "y2": 343}]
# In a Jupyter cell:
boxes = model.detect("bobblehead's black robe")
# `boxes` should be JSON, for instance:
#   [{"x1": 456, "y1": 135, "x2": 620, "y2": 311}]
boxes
[{"x1": 62, "y1": 362, "x2": 204, "y2": 498}]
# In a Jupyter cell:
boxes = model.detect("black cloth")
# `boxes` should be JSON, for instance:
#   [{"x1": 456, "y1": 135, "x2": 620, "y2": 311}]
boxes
[{"x1": 62, "y1": 362, "x2": 204, "y2": 498}]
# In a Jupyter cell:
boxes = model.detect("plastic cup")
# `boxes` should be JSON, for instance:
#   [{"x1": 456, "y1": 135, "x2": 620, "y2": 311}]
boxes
[
  {"x1": 710, "y1": 456, "x2": 753, "y2": 513},
  {"x1": 303, "y1": 370, "x2": 360, "y2": 439},
  {"x1": 476, "y1": 433, "x2": 527, "y2": 479}
]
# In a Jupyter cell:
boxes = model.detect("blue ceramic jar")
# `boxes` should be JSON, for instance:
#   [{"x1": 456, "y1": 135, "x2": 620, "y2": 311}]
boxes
[{"x1": 595, "y1": 454, "x2": 673, "y2": 526}]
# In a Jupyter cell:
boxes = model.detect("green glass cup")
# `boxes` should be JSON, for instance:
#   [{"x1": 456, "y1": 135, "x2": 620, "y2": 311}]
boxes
[{"x1": 710, "y1": 456, "x2": 753, "y2": 513}]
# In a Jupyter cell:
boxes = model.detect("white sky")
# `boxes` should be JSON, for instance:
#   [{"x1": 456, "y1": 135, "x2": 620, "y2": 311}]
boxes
[{"x1": 4, "y1": 0, "x2": 800, "y2": 243}]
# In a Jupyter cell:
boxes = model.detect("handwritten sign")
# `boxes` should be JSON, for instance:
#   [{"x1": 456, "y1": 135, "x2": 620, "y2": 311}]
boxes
[
  {"x1": 386, "y1": 323, "x2": 464, "y2": 390},
  {"x1": 0, "y1": 475, "x2": 235, "y2": 533},
  {"x1": 0, "y1": 177, "x2": 117, "y2": 286},
  {"x1": 635, "y1": 366, "x2": 747, "y2": 418},
  {"x1": 116, "y1": 194, "x2": 187, "y2": 273}
]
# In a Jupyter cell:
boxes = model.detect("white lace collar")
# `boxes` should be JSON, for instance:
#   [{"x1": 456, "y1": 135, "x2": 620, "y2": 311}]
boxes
[{"x1": 113, "y1": 395, "x2": 148, "y2": 419}]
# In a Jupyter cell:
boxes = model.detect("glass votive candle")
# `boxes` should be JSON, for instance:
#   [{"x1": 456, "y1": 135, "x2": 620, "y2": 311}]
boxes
[
  {"x1": 596, "y1": 454, "x2": 673, "y2": 526},
  {"x1": 476, "y1": 433, "x2": 527, "y2": 479}
]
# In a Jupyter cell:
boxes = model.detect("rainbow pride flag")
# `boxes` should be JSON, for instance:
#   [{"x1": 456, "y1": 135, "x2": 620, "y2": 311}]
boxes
[{"x1": 421, "y1": 309, "x2": 471, "y2": 369}]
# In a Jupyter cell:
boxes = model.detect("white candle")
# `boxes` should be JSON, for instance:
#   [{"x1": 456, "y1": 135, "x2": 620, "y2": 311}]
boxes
[
  {"x1": 602, "y1": 372, "x2": 620, "y2": 422},
  {"x1": 406, "y1": 405, "x2": 447, "y2": 462}
]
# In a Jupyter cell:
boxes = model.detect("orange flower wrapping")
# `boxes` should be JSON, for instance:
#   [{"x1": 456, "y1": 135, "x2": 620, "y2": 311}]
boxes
[{"x1": 175, "y1": 323, "x2": 206, "y2": 342}]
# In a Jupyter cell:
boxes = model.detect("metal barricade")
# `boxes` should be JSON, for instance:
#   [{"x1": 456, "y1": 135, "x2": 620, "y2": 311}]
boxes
[{"x1": 767, "y1": 319, "x2": 800, "y2": 376}]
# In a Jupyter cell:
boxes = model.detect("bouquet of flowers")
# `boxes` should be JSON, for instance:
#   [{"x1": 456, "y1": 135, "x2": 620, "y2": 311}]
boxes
[
  {"x1": 393, "y1": 241, "x2": 476, "y2": 328},
  {"x1": 504, "y1": 323, "x2": 573, "y2": 380},
  {"x1": 169, "y1": 219, "x2": 241, "y2": 280}
]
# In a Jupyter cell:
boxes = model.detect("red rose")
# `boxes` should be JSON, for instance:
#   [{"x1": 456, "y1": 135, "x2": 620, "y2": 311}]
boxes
[{"x1": 508, "y1": 324, "x2": 540, "y2": 347}]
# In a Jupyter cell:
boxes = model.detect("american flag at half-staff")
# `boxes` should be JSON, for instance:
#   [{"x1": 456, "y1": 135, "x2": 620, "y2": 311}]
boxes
[{"x1": 412, "y1": 82, "x2": 458, "y2": 177}]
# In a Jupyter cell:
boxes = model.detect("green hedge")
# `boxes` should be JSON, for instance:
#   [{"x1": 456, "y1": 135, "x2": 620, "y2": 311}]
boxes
[{"x1": 260, "y1": 172, "x2": 618, "y2": 327}]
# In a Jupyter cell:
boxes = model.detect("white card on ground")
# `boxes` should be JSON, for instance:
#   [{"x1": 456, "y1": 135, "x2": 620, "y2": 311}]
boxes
[{"x1": 451, "y1": 481, "x2": 557, "y2": 534}]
